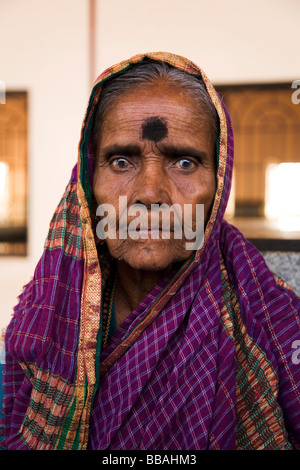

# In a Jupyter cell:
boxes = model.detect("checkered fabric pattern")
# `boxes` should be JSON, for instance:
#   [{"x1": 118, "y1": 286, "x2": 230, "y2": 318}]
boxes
[{"x1": 1, "y1": 52, "x2": 300, "y2": 450}]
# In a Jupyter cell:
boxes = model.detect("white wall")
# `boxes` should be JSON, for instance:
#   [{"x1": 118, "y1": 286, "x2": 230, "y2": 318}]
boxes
[
  {"x1": 1, "y1": 0, "x2": 299, "y2": 331},
  {"x1": 0, "y1": 0, "x2": 89, "y2": 331},
  {"x1": 96, "y1": 0, "x2": 300, "y2": 84}
]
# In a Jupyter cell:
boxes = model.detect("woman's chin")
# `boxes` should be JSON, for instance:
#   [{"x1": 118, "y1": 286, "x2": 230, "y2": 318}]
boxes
[{"x1": 107, "y1": 239, "x2": 191, "y2": 272}]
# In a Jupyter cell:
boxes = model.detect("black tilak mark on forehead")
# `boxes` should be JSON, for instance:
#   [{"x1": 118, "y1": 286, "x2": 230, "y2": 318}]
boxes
[{"x1": 141, "y1": 117, "x2": 168, "y2": 143}]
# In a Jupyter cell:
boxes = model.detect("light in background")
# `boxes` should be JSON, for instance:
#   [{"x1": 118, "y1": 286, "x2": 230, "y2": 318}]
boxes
[
  {"x1": 225, "y1": 170, "x2": 235, "y2": 218},
  {"x1": 0, "y1": 162, "x2": 9, "y2": 223},
  {"x1": 0, "y1": 92, "x2": 27, "y2": 255},
  {"x1": 265, "y1": 162, "x2": 300, "y2": 231},
  {"x1": 218, "y1": 84, "x2": 300, "y2": 220}
]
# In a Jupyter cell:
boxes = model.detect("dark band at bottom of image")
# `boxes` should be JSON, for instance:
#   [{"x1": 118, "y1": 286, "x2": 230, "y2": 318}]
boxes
[{"x1": 97, "y1": 451, "x2": 198, "y2": 465}]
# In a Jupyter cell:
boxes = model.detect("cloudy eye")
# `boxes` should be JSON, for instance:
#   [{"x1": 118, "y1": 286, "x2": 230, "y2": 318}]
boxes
[
  {"x1": 111, "y1": 157, "x2": 129, "y2": 169},
  {"x1": 177, "y1": 158, "x2": 194, "y2": 170}
]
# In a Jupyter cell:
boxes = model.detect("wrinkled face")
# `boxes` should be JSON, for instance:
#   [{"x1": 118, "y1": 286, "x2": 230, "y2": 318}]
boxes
[{"x1": 93, "y1": 79, "x2": 217, "y2": 272}]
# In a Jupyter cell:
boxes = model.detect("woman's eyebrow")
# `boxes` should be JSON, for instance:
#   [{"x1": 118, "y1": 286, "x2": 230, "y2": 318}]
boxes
[
  {"x1": 158, "y1": 144, "x2": 209, "y2": 161},
  {"x1": 100, "y1": 144, "x2": 142, "y2": 157},
  {"x1": 99, "y1": 143, "x2": 209, "y2": 162}
]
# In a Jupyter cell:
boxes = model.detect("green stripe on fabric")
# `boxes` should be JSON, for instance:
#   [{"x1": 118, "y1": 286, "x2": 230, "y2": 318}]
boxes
[
  {"x1": 55, "y1": 394, "x2": 78, "y2": 450},
  {"x1": 79, "y1": 86, "x2": 97, "y2": 212},
  {"x1": 55, "y1": 377, "x2": 88, "y2": 450}
]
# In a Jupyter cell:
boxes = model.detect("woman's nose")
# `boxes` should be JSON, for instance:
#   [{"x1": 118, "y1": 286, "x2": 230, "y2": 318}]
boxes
[{"x1": 134, "y1": 159, "x2": 171, "y2": 207}]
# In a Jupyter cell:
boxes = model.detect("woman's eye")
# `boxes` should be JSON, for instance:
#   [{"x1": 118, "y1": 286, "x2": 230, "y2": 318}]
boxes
[
  {"x1": 111, "y1": 157, "x2": 129, "y2": 169},
  {"x1": 176, "y1": 158, "x2": 194, "y2": 170}
]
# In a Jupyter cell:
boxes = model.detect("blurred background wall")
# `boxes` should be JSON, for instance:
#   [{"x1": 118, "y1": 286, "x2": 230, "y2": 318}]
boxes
[{"x1": 0, "y1": 0, "x2": 299, "y2": 331}]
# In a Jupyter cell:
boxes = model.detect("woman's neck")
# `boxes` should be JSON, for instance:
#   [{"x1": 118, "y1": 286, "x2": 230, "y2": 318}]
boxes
[{"x1": 114, "y1": 260, "x2": 173, "y2": 328}]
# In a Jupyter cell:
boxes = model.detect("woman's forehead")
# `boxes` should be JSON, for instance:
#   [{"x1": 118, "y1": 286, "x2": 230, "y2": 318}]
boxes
[
  {"x1": 96, "y1": 87, "x2": 216, "y2": 171},
  {"x1": 99, "y1": 84, "x2": 213, "y2": 137}
]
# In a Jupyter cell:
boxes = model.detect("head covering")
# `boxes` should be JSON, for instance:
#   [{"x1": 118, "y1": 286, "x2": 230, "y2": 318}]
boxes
[{"x1": 1, "y1": 52, "x2": 300, "y2": 450}]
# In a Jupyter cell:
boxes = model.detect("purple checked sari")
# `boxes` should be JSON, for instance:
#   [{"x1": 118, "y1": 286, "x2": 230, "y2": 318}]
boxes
[{"x1": 1, "y1": 52, "x2": 300, "y2": 450}]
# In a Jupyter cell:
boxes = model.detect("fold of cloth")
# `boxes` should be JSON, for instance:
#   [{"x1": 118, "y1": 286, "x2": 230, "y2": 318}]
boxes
[{"x1": 1, "y1": 52, "x2": 300, "y2": 450}]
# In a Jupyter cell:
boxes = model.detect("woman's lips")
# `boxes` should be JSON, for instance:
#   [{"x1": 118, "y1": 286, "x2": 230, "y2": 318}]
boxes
[{"x1": 128, "y1": 228, "x2": 172, "y2": 239}]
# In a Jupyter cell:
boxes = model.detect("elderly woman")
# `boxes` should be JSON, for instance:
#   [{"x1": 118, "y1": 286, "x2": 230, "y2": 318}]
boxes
[{"x1": 1, "y1": 52, "x2": 300, "y2": 450}]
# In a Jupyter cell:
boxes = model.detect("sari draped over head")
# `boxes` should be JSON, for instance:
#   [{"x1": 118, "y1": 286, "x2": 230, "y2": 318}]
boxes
[{"x1": 1, "y1": 52, "x2": 300, "y2": 451}]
